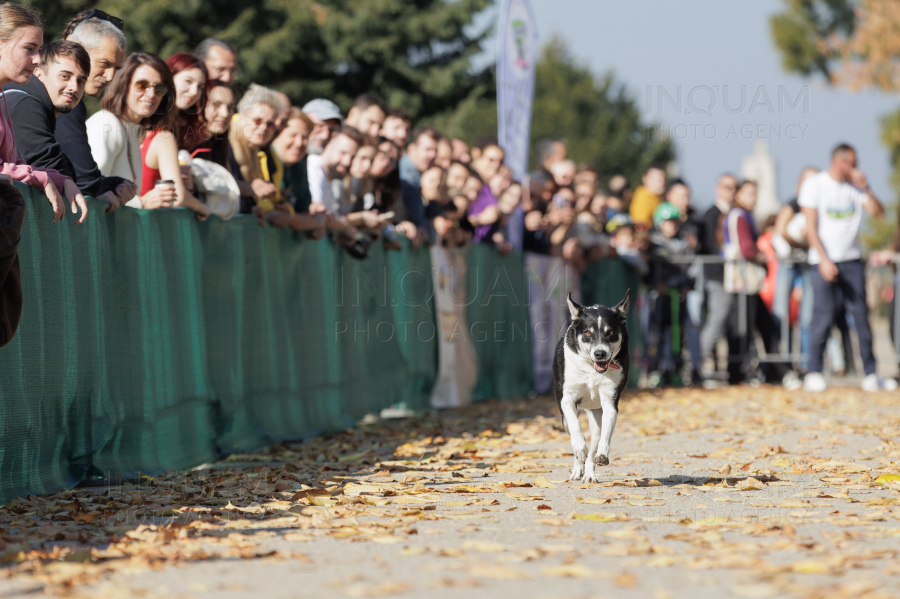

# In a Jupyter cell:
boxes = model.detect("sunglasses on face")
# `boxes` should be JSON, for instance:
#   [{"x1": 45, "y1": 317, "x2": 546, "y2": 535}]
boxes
[
  {"x1": 132, "y1": 80, "x2": 168, "y2": 96},
  {"x1": 83, "y1": 9, "x2": 124, "y2": 31},
  {"x1": 251, "y1": 117, "x2": 277, "y2": 130}
]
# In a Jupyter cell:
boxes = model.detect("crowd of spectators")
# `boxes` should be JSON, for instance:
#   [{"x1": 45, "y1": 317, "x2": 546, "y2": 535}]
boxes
[{"x1": 0, "y1": 3, "x2": 898, "y2": 392}]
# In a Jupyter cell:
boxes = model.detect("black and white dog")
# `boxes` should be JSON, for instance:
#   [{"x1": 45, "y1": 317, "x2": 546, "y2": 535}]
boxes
[{"x1": 553, "y1": 290, "x2": 631, "y2": 483}]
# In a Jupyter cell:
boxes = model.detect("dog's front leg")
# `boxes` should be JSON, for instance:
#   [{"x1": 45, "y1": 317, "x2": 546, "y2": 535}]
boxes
[
  {"x1": 582, "y1": 408, "x2": 603, "y2": 483},
  {"x1": 560, "y1": 394, "x2": 587, "y2": 480},
  {"x1": 596, "y1": 395, "x2": 619, "y2": 466}
]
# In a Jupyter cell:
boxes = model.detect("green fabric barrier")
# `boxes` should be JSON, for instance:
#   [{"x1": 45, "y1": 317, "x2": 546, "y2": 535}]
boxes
[
  {"x1": 465, "y1": 244, "x2": 533, "y2": 400},
  {"x1": 0, "y1": 185, "x2": 437, "y2": 504},
  {"x1": 580, "y1": 257, "x2": 644, "y2": 387}
]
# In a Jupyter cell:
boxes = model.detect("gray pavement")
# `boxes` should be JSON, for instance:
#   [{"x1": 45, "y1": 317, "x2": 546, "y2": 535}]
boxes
[{"x1": 1, "y1": 386, "x2": 899, "y2": 599}]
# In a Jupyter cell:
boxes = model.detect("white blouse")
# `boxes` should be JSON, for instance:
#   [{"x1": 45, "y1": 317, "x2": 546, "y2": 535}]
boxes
[{"x1": 86, "y1": 110, "x2": 144, "y2": 206}]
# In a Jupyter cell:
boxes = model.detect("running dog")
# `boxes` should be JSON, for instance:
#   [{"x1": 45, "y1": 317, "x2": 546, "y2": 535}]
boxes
[{"x1": 553, "y1": 290, "x2": 631, "y2": 483}]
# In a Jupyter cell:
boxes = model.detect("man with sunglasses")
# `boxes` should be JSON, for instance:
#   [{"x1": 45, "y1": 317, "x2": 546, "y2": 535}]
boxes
[{"x1": 57, "y1": 14, "x2": 136, "y2": 212}]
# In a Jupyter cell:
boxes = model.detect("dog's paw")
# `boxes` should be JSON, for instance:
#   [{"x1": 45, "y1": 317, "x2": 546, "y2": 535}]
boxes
[
  {"x1": 570, "y1": 460, "x2": 585, "y2": 481},
  {"x1": 595, "y1": 454, "x2": 610, "y2": 466},
  {"x1": 580, "y1": 467, "x2": 599, "y2": 484}
]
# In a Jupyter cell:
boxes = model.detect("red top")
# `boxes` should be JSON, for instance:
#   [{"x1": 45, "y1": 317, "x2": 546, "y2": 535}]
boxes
[{"x1": 139, "y1": 129, "x2": 163, "y2": 196}]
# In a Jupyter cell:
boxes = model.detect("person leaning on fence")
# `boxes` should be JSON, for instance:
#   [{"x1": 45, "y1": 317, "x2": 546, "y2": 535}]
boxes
[
  {"x1": 468, "y1": 141, "x2": 505, "y2": 245},
  {"x1": 800, "y1": 143, "x2": 897, "y2": 393},
  {"x1": 2, "y1": 41, "x2": 89, "y2": 189},
  {"x1": 303, "y1": 98, "x2": 342, "y2": 156},
  {"x1": 87, "y1": 52, "x2": 209, "y2": 220},
  {"x1": 269, "y1": 107, "x2": 327, "y2": 235},
  {"x1": 228, "y1": 84, "x2": 284, "y2": 215},
  {"x1": 0, "y1": 4, "x2": 88, "y2": 224},
  {"x1": 165, "y1": 52, "x2": 207, "y2": 153},
  {"x1": 56, "y1": 15, "x2": 135, "y2": 212},
  {"x1": 344, "y1": 93, "x2": 386, "y2": 139},
  {"x1": 193, "y1": 79, "x2": 234, "y2": 168},
  {"x1": 399, "y1": 126, "x2": 441, "y2": 243}
]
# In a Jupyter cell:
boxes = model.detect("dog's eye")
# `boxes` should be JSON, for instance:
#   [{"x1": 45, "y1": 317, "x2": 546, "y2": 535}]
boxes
[{"x1": 584, "y1": 331, "x2": 592, "y2": 338}]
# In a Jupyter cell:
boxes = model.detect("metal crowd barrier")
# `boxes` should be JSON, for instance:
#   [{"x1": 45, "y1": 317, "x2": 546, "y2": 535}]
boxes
[{"x1": 661, "y1": 253, "x2": 900, "y2": 371}]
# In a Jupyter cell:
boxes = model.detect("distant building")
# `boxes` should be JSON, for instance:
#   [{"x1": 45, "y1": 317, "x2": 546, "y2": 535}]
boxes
[{"x1": 741, "y1": 139, "x2": 779, "y2": 224}]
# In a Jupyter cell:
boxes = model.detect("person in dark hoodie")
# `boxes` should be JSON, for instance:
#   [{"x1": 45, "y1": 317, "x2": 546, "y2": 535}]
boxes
[
  {"x1": 3, "y1": 41, "x2": 89, "y2": 182},
  {"x1": 57, "y1": 15, "x2": 134, "y2": 211}
]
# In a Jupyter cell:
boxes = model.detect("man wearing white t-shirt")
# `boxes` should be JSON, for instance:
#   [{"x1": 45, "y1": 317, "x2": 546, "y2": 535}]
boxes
[{"x1": 800, "y1": 143, "x2": 895, "y2": 392}]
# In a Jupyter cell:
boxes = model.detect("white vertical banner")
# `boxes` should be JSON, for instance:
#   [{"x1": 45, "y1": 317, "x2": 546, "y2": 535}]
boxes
[{"x1": 497, "y1": 0, "x2": 538, "y2": 181}]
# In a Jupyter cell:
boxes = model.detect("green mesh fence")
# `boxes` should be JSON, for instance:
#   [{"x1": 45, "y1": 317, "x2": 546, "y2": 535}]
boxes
[
  {"x1": 0, "y1": 184, "x2": 639, "y2": 504},
  {"x1": 465, "y1": 244, "x2": 534, "y2": 400},
  {"x1": 0, "y1": 185, "x2": 437, "y2": 503}
]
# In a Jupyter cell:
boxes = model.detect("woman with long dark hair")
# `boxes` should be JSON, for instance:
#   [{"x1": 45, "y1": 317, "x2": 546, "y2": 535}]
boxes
[
  {"x1": 86, "y1": 52, "x2": 209, "y2": 219},
  {"x1": 166, "y1": 52, "x2": 207, "y2": 152}
]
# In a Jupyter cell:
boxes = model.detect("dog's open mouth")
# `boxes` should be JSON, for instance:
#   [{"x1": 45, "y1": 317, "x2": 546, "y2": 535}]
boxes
[{"x1": 593, "y1": 360, "x2": 620, "y2": 373}]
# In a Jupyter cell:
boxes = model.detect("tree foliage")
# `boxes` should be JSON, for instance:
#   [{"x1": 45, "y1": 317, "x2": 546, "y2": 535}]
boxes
[
  {"x1": 23, "y1": 0, "x2": 494, "y2": 120},
  {"x1": 769, "y1": 0, "x2": 855, "y2": 80}
]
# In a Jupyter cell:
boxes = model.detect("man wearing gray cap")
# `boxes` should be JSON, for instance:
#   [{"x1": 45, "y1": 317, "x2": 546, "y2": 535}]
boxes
[{"x1": 302, "y1": 99, "x2": 343, "y2": 156}]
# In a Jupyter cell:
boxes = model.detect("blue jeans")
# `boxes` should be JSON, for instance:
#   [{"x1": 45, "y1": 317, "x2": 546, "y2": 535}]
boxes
[{"x1": 808, "y1": 260, "x2": 875, "y2": 375}]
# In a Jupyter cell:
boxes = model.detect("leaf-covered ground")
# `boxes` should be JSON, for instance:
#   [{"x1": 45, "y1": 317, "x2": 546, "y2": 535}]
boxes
[{"x1": 1, "y1": 387, "x2": 900, "y2": 599}]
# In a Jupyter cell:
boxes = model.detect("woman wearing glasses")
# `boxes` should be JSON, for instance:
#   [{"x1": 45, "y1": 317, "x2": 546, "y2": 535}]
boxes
[
  {"x1": 228, "y1": 84, "x2": 284, "y2": 215},
  {"x1": 86, "y1": 52, "x2": 209, "y2": 219}
]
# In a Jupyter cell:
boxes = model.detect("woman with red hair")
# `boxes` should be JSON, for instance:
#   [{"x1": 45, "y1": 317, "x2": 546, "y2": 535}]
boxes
[{"x1": 166, "y1": 52, "x2": 208, "y2": 152}]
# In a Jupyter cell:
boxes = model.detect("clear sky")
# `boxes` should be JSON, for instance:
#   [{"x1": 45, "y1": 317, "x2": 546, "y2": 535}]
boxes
[{"x1": 478, "y1": 0, "x2": 899, "y2": 207}]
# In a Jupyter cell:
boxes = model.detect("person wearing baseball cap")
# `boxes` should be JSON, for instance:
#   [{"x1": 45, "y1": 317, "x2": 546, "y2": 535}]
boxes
[
  {"x1": 653, "y1": 201, "x2": 681, "y2": 229},
  {"x1": 302, "y1": 99, "x2": 343, "y2": 156}
]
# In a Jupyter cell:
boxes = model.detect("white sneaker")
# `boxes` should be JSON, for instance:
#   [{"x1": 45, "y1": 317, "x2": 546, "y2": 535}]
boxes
[
  {"x1": 804, "y1": 372, "x2": 827, "y2": 392},
  {"x1": 861, "y1": 374, "x2": 879, "y2": 393},
  {"x1": 783, "y1": 372, "x2": 802, "y2": 391},
  {"x1": 861, "y1": 374, "x2": 897, "y2": 392}
]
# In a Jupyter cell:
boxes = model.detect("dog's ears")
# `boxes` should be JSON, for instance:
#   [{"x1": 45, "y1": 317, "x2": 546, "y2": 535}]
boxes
[
  {"x1": 567, "y1": 291, "x2": 583, "y2": 320},
  {"x1": 613, "y1": 289, "x2": 632, "y2": 321}
]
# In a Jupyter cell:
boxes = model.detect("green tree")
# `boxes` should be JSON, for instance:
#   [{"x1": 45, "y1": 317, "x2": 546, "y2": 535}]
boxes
[
  {"x1": 24, "y1": 0, "x2": 494, "y2": 120},
  {"x1": 437, "y1": 37, "x2": 674, "y2": 187}
]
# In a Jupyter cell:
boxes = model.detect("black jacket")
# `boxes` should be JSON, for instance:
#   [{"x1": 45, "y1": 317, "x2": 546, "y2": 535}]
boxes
[
  {"x1": 55, "y1": 92, "x2": 128, "y2": 198},
  {"x1": 699, "y1": 203, "x2": 725, "y2": 282},
  {"x1": 3, "y1": 75, "x2": 77, "y2": 180},
  {"x1": 0, "y1": 179, "x2": 24, "y2": 348}
]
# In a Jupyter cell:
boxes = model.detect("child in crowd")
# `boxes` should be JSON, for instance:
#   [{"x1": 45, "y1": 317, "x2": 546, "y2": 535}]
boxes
[{"x1": 645, "y1": 202, "x2": 695, "y2": 387}]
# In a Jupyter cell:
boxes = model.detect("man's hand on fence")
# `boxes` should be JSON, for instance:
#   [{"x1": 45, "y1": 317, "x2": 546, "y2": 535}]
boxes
[{"x1": 819, "y1": 258, "x2": 839, "y2": 282}]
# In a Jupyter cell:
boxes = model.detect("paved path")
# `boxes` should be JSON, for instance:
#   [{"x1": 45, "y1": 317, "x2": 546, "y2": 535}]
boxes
[{"x1": 1, "y1": 386, "x2": 899, "y2": 599}]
